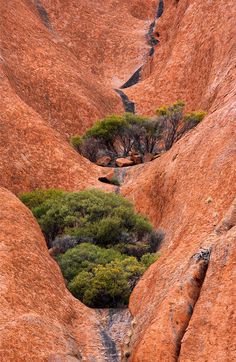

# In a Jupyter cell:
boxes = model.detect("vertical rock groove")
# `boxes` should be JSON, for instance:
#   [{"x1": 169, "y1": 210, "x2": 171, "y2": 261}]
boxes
[
  {"x1": 176, "y1": 248, "x2": 211, "y2": 359},
  {"x1": 115, "y1": 1, "x2": 165, "y2": 112}
]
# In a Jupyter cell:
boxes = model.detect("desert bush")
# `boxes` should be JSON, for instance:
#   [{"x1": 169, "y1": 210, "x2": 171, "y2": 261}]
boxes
[
  {"x1": 72, "y1": 113, "x2": 164, "y2": 163},
  {"x1": 21, "y1": 188, "x2": 162, "y2": 308},
  {"x1": 52, "y1": 235, "x2": 94, "y2": 254},
  {"x1": 70, "y1": 135, "x2": 83, "y2": 151},
  {"x1": 113, "y1": 230, "x2": 164, "y2": 258},
  {"x1": 56, "y1": 242, "x2": 126, "y2": 281},
  {"x1": 140, "y1": 252, "x2": 160, "y2": 268},
  {"x1": 20, "y1": 189, "x2": 154, "y2": 249},
  {"x1": 68, "y1": 256, "x2": 146, "y2": 307},
  {"x1": 72, "y1": 104, "x2": 205, "y2": 165},
  {"x1": 155, "y1": 101, "x2": 206, "y2": 150},
  {"x1": 156, "y1": 100, "x2": 185, "y2": 150}
]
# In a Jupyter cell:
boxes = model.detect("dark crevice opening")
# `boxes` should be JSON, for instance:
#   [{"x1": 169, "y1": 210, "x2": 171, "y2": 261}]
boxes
[
  {"x1": 120, "y1": 66, "x2": 143, "y2": 89},
  {"x1": 35, "y1": 0, "x2": 53, "y2": 30},
  {"x1": 114, "y1": 89, "x2": 135, "y2": 113},
  {"x1": 156, "y1": 0, "x2": 164, "y2": 19},
  {"x1": 114, "y1": 1, "x2": 164, "y2": 113}
]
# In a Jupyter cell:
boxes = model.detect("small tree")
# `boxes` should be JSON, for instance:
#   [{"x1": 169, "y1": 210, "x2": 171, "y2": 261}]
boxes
[
  {"x1": 156, "y1": 102, "x2": 206, "y2": 150},
  {"x1": 156, "y1": 101, "x2": 185, "y2": 150},
  {"x1": 71, "y1": 113, "x2": 164, "y2": 163}
]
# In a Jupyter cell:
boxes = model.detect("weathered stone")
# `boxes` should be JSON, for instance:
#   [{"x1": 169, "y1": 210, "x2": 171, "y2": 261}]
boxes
[
  {"x1": 0, "y1": 188, "x2": 104, "y2": 361},
  {"x1": 0, "y1": 0, "x2": 235, "y2": 361},
  {"x1": 96, "y1": 156, "x2": 111, "y2": 167},
  {"x1": 130, "y1": 153, "x2": 142, "y2": 165},
  {"x1": 116, "y1": 158, "x2": 134, "y2": 167}
]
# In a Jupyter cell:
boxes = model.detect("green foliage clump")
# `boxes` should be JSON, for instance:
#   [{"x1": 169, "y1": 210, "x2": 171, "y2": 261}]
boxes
[
  {"x1": 56, "y1": 243, "x2": 125, "y2": 281},
  {"x1": 21, "y1": 188, "x2": 162, "y2": 308},
  {"x1": 140, "y1": 252, "x2": 160, "y2": 268},
  {"x1": 57, "y1": 243, "x2": 160, "y2": 307},
  {"x1": 67, "y1": 253, "x2": 146, "y2": 308},
  {"x1": 20, "y1": 189, "x2": 157, "y2": 249},
  {"x1": 73, "y1": 113, "x2": 163, "y2": 164},
  {"x1": 155, "y1": 101, "x2": 206, "y2": 150},
  {"x1": 184, "y1": 111, "x2": 207, "y2": 124},
  {"x1": 155, "y1": 100, "x2": 185, "y2": 117},
  {"x1": 72, "y1": 103, "x2": 206, "y2": 165}
]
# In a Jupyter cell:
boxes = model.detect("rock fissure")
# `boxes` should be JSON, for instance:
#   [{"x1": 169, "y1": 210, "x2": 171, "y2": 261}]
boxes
[
  {"x1": 175, "y1": 247, "x2": 211, "y2": 360},
  {"x1": 34, "y1": 0, "x2": 53, "y2": 31},
  {"x1": 114, "y1": 0, "x2": 164, "y2": 112},
  {"x1": 97, "y1": 309, "x2": 132, "y2": 362},
  {"x1": 114, "y1": 89, "x2": 136, "y2": 113},
  {"x1": 124, "y1": 247, "x2": 212, "y2": 361}
]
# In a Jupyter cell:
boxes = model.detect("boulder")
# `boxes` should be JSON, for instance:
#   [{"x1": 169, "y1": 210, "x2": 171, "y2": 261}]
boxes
[
  {"x1": 98, "y1": 170, "x2": 120, "y2": 185},
  {"x1": 116, "y1": 157, "x2": 134, "y2": 167},
  {"x1": 130, "y1": 153, "x2": 142, "y2": 165},
  {"x1": 96, "y1": 155, "x2": 111, "y2": 166}
]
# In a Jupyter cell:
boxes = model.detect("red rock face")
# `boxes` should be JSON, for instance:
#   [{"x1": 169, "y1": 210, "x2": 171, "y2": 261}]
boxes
[
  {"x1": 127, "y1": 0, "x2": 236, "y2": 115},
  {"x1": 122, "y1": 87, "x2": 236, "y2": 362},
  {"x1": 0, "y1": 187, "x2": 106, "y2": 361},
  {"x1": 0, "y1": 0, "x2": 236, "y2": 360}
]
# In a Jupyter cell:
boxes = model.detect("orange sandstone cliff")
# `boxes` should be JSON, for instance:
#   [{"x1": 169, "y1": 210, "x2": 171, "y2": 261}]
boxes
[{"x1": 0, "y1": 0, "x2": 235, "y2": 361}]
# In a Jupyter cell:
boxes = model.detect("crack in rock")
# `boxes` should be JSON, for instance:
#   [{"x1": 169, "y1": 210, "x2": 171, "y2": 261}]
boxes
[
  {"x1": 114, "y1": 1, "x2": 165, "y2": 113},
  {"x1": 114, "y1": 89, "x2": 135, "y2": 113},
  {"x1": 34, "y1": 0, "x2": 53, "y2": 30},
  {"x1": 97, "y1": 309, "x2": 132, "y2": 362}
]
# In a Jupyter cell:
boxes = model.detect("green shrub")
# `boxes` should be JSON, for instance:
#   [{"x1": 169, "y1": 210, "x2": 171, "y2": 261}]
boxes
[
  {"x1": 73, "y1": 113, "x2": 163, "y2": 163},
  {"x1": 184, "y1": 111, "x2": 206, "y2": 125},
  {"x1": 155, "y1": 101, "x2": 206, "y2": 150},
  {"x1": 72, "y1": 103, "x2": 206, "y2": 165},
  {"x1": 70, "y1": 135, "x2": 83, "y2": 151},
  {"x1": 20, "y1": 188, "x2": 162, "y2": 308},
  {"x1": 140, "y1": 252, "x2": 160, "y2": 268},
  {"x1": 68, "y1": 256, "x2": 146, "y2": 308},
  {"x1": 56, "y1": 243, "x2": 126, "y2": 281},
  {"x1": 20, "y1": 189, "x2": 155, "y2": 249}
]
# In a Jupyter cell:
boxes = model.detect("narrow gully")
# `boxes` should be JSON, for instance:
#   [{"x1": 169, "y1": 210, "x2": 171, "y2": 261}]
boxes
[
  {"x1": 115, "y1": 0, "x2": 165, "y2": 113},
  {"x1": 176, "y1": 248, "x2": 211, "y2": 359},
  {"x1": 97, "y1": 309, "x2": 132, "y2": 362},
  {"x1": 96, "y1": 2, "x2": 166, "y2": 360}
]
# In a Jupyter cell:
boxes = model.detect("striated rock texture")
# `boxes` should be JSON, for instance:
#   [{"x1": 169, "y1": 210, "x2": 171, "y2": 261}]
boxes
[
  {"x1": 122, "y1": 85, "x2": 236, "y2": 361},
  {"x1": 0, "y1": 65, "x2": 103, "y2": 193},
  {"x1": 121, "y1": 49, "x2": 236, "y2": 362}
]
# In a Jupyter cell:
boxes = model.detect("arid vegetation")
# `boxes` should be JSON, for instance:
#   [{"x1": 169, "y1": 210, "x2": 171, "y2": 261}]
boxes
[
  {"x1": 20, "y1": 189, "x2": 162, "y2": 307},
  {"x1": 71, "y1": 102, "x2": 206, "y2": 166}
]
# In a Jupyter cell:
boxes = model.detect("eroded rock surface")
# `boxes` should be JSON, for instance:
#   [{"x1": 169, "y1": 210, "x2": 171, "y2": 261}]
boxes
[
  {"x1": 0, "y1": 0, "x2": 235, "y2": 360},
  {"x1": 122, "y1": 98, "x2": 236, "y2": 361},
  {"x1": 127, "y1": 0, "x2": 236, "y2": 115},
  {"x1": 0, "y1": 187, "x2": 106, "y2": 361}
]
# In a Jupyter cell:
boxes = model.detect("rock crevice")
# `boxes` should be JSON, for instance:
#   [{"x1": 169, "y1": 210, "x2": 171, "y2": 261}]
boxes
[{"x1": 115, "y1": 0, "x2": 165, "y2": 112}]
